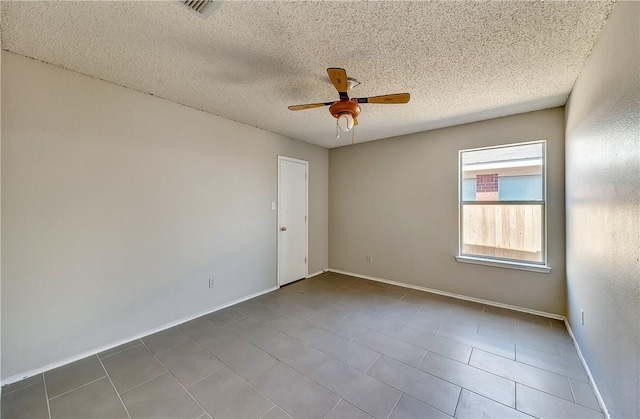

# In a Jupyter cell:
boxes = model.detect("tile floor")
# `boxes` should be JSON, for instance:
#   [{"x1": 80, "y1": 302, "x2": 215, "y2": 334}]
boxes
[{"x1": 2, "y1": 273, "x2": 603, "y2": 419}]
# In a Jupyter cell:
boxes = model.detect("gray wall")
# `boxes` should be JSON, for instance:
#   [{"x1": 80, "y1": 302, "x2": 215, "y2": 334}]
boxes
[
  {"x1": 1, "y1": 52, "x2": 328, "y2": 380},
  {"x1": 330, "y1": 108, "x2": 566, "y2": 314},
  {"x1": 565, "y1": 2, "x2": 640, "y2": 417}
]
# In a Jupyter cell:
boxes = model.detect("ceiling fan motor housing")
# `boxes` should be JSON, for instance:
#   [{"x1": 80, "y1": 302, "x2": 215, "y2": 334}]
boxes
[{"x1": 329, "y1": 99, "x2": 361, "y2": 120}]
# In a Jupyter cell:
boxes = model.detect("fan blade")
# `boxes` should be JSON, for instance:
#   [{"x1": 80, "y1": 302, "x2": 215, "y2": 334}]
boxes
[
  {"x1": 356, "y1": 93, "x2": 410, "y2": 104},
  {"x1": 327, "y1": 68, "x2": 349, "y2": 100},
  {"x1": 288, "y1": 102, "x2": 333, "y2": 111}
]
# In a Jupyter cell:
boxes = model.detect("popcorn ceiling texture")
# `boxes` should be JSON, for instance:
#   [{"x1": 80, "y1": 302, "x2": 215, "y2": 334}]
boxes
[{"x1": 0, "y1": 1, "x2": 614, "y2": 148}]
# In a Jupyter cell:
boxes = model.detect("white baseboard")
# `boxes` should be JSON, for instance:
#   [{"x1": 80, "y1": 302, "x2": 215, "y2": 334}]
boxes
[
  {"x1": 564, "y1": 320, "x2": 610, "y2": 418},
  {"x1": 306, "y1": 270, "x2": 326, "y2": 279},
  {"x1": 327, "y1": 268, "x2": 564, "y2": 320},
  {"x1": 328, "y1": 268, "x2": 609, "y2": 417},
  {"x1": 2, "y1": 285, "x2": 280, "y2": 387}
]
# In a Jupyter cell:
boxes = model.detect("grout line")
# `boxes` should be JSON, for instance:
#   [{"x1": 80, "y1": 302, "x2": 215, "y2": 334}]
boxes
[
  {"x1": 185, "y1": 369, "x2": 219, "y2": 390},
  {"x1": 419, "y1": 350, "x2": 520, "y2": 389},
  {"x1": 156, "y1": 368, "x2": 209, "y2": 417},
  {"x1": 516, "y1": 382, "x2": 603, "y2": 414},
  {"x1": 261, "y1": 366, "x2": 343, "y2": 419},
  {"x1": 385, "y1": 393, "x2": 403, "y2": 419},
  {"x1": 242, "y1": 371, "x2": 293, "y2": 418},
  {"x1": 465, "y1": 387, "x2": 530, "y2": 416},
  {"x1": 305, "y1": 311, "x2": 322, "y2": 322},
  {"x1": 47, "y1": 375, "x2": 107, "y2": 401},
  {"x1": 467, "y1": 346, "x2": 476, "y2": 366},
  {"x1": 1, "y1": 378, "x2": 44, "y2": 396},
  {"x1": 355, "y1": 329, "x2": 436, "y2": 370},
  {"x1": 468, "y1": 349, "x2": 598, "y2": 409},
  {"x1": 452, "y1": 388, "x2": 463, "y2": 418},
  {"x1": 417, "y1": 349, "x2": 429, "y2": 368},
  {"x1": 222, "y1": 315, "x2": 247, "y2": 328},
  {"x1": 247, "y1": 360, "x2": 282, "y2": 385},
  {"x1": 117, "y1": 370, "x2": 168, "y2": 397},
  {"x1": 350, "y1": 327, "x2": 368, "y2": 342},
  {"x1": 322, "y1": 399, "x2": 342, "y2": 419},
  {"x1": 42, "y1": 373, "x2": 52, "y2": 419},
  {"x1": 474, "y1": 346, "x2": 580, "y2": 380},
  {"x1": 307, "y1": 357, "x2": 331, "y2": 378},
  {"x1": 554, "y1": 341, "x2": 565, "y2": 359},
  {"x1": 152, "y1": 334, "x2": 197, "y2": 357},
  {"x1": 98, "y1": 342, "x2": 144, "y2": 361},
  {"x1": 478, "y1": 328, "x2": 571, "y2": 358},
  {"x1": 363, "y1": 353, "x2": 382, "y2": 375},
  {"x1": 152, "y1": 344, "x2": 180, "y2": 357},
  {"x1": 139, "y1": 340, "x2": 210, "y2": 416},
  {"x1": 259, "y1": 406, "x2": 276, "y2": 419},
  {"x1": 97, "y1": 355, "x2": 132, "y2": 419},
  {"x1": 186, "y1": 332, "x2": 227, "y2": 360},
  {"x1": 567, "y1": 376, "x2": 578, "y2": 403}
]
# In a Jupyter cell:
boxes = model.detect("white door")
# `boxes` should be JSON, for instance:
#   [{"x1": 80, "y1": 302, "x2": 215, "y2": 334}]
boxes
[{"x1": 278, "y1": 156, "x2": 308, "y2": 286}]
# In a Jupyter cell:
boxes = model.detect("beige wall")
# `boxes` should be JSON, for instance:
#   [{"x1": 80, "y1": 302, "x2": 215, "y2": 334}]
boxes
[
  {"x1": 1, "y1": 52, "x2": 328, "y2": 380},
  {"x1": 0, "y1": 31, "x2": 3, "y2": 402},
  {"x1": 330, "y1": 108, "x2": 566, "y2": 314},
  {"x1": 565, "y1": 2, "x2": 640, "y2": 417}
]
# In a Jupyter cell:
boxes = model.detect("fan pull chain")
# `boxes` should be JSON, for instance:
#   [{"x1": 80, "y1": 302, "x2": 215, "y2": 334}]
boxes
[
  {"x1": 335, "y1": 120, "x2": 340, "y2": 139},
  {"x1": 351, "y1": 127, "x2": 355, "y2": 145}
]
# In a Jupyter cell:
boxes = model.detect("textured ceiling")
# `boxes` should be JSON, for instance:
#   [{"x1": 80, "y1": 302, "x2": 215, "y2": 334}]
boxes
[{"x1": 1, "y1": 1, "x2": 614, "y2": 148}]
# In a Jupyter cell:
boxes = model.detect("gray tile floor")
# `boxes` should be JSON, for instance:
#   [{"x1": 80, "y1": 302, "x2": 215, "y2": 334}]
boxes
[{"x1": 2, "y1": 273, "x2": 603, "y2": 419}]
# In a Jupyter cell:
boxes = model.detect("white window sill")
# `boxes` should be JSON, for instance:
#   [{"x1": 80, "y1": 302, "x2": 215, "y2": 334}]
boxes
[{"x1": 455, "y1": 255, "x2": 552, "y2": 273}]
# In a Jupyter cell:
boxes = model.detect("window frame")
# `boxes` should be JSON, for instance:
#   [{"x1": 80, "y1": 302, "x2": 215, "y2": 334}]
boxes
[{"x1": 456, "y1": 140, "x2": 551, "y2": 273}]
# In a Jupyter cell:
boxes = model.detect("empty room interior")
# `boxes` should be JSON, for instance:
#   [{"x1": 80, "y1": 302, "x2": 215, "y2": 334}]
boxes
[{"x1": 1, "y1": 1, "x2": 638, "y2": 418}]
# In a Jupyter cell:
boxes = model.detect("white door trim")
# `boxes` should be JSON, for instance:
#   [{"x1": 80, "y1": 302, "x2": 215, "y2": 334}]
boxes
[{"x1": 277, "y1": 155, "x2": 309, "y2": 286}]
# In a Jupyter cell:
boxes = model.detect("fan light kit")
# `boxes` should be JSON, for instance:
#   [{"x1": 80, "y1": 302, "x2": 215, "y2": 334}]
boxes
[
  {"x1": 288, "y1": 68, "x2": 410, "y2": 144},
  {"x1": 337, "y1": 114, "x2": 354, "y2": 131}
]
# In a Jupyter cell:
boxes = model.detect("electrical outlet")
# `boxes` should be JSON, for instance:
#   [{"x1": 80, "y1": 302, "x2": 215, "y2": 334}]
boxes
[
  {"x1": 366, "y1": 255, "x2": 372, "y2": 263},
  {"x1": 209, "y1": 278, "x2": 215, "y2": 288},
  {"x1": 581, "y1": 309, "x2": 584, "y2": 325}
]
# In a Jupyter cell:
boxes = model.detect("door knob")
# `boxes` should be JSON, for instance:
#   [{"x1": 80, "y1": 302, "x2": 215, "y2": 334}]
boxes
[{"x1": 280, "y1": 226, "x2": 287, "y2": 231}]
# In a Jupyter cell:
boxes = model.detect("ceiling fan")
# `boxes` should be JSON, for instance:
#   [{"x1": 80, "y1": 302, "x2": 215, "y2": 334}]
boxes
[{"x1": 288, "y1": 68, "x2": 410, "y2": 143}]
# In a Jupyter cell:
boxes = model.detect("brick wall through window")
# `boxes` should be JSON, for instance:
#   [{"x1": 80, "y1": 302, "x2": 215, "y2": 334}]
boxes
[{"x1": 476, "y1": 173, "x2": 498, "y2": 201}]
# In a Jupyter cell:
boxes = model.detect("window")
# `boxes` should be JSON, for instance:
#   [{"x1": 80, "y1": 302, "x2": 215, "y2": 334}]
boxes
[{"x1": 457, "y1": 141, "x2": 549, "y2": 272}]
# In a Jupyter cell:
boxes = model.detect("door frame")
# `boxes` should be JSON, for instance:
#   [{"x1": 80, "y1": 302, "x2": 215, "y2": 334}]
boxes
[{"x1": 277, "y1": 155, "x2": 309, "y2": 286}]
